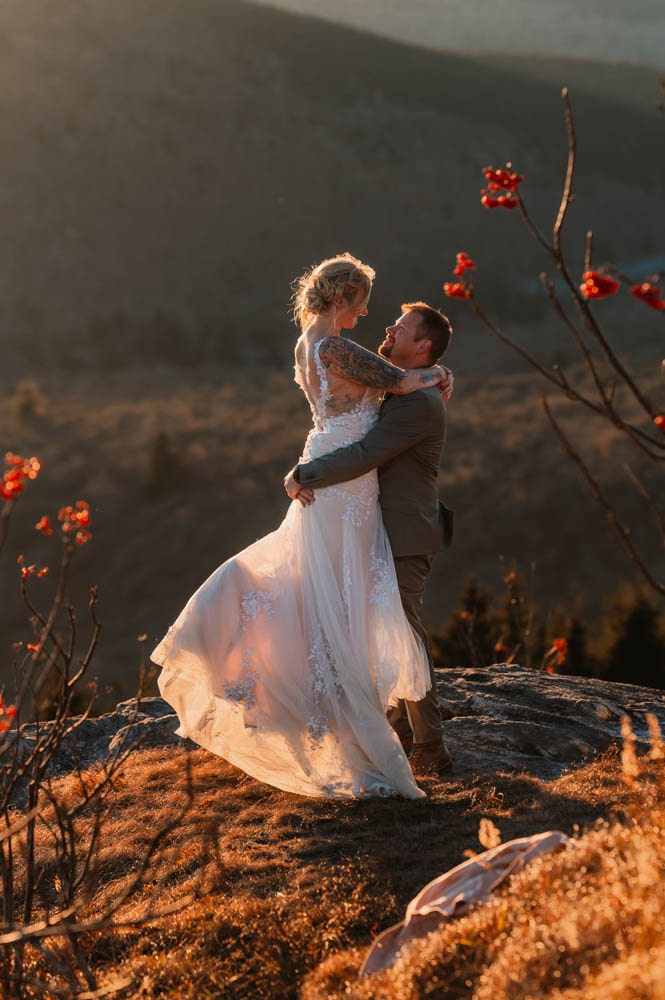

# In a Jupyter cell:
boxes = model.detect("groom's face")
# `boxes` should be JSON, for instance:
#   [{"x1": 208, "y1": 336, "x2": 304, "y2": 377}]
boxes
[{"x1": 379, "y1": 311, "x2": 431, "y2": 369}]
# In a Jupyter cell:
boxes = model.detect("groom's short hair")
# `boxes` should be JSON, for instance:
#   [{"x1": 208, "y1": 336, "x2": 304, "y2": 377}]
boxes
[{"x1": 402, "y1": 302, "x2": 453, "y2": 364}]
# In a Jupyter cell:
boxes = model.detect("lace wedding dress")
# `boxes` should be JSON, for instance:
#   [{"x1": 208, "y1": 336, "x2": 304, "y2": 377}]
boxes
[{"x1": 152, "y1": 339, "x2": 431, "y2": 798}]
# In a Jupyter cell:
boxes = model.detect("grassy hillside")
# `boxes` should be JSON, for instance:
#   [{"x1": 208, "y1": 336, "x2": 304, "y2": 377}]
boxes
[
  {"x1": 2, "y1": 360, "x2": 662, "y2": 706},
  {"x1": 0, "y1": 0, "x2": 663, "y2": 377},
  {"x1": 250, "y1": 0, "x2": 665, "y2": 64},
  {"x1": 1, "y1": 0, "x2": 664, "y2": 705},
  {"x1": 13, "y1": 741, "x2": 665, "y2": 998}
]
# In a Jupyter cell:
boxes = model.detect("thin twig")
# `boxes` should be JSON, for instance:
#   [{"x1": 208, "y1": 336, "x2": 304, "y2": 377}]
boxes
[
  {"x1": 517, "y1": 196, "x2": 553, "y2": 255},
  {"x1": 584, "y1": 230, "x2": 593, "y2": 273},
  {"x1": 624, "y1": 464, "x2": 665, "y2": 545},
  {"x1": 469, "y1": 291, "x2": 664, "y2": 462},
  {"x1": 0, "y1": 893, "x2": 196, "y2": 946},
  {"x1": 542, "y1": 276, "x2": 665, "y2": 458},
  {"x1": 0, "y1": 501, "x2": 13, "y2": 557},
  {"x1": 469, "y1": 296, "x2": 569, "y2": 392},
  {"x1": 18, "y1": 546, "x2": 73, "y2": 706},
  {"x1": 546, "y1": 90, "x2": 659, "y2": 422},
  {"x1": 553, "y1": 88, "x2": 576, "y2": 255},
  {"x1": 541, "y1": 395, "x2": 665, "y2": 596}
]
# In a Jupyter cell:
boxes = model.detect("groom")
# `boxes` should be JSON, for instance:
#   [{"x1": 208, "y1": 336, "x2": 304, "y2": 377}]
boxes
[{"x1": 284, "y1": 302, "x2": 454, "y2": 776}]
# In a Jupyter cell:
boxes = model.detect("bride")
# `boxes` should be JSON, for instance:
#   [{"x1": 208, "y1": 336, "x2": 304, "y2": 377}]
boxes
[{"x1": 152, "y1": 253, "x2": 449, "y2": 799}]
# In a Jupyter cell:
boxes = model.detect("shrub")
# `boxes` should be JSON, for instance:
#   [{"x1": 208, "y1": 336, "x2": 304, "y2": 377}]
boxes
[
  {"x1": 0, "y1": 452, "x2": 200, "y2": 997},
  {"x1": 11, "y1": 380, "x2": 46, "y2": 426},
  {"x1": 146, "y1": 430, "x2": 186, "y2": 500}
]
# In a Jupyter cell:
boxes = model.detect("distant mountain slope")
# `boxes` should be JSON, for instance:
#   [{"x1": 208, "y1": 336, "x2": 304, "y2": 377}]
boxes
[
  {"x1": 250, "y1": 0, "x2": 665, "y2": 65},
  {"x1": 0, "y1": 0, "x2": 663, "y2": 376}
]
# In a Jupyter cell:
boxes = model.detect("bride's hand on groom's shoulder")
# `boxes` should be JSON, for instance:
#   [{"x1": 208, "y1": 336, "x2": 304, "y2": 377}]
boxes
[{"x1": 436, "y1": 366, "x2": 454, "y2": 403}]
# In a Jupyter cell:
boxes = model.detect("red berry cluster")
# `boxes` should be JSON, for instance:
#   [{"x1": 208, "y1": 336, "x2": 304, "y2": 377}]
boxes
[
  {"x1": 0, "y1": 695, "x2": 17, "y2": 734},
  {"x1": 453, "y1": 251, "x2": 476, "y2": 277},
  {"x1": 581, "y1": 271, "x2": 665, "y2": 312},
  {"x1": 551, "y1": 637, "x2": 568, "y2": 664},
  {"x1": 58, "y1": 501, "x2": 93, "y2": 547},
  {"x1": 443, "y1": 283, "x2": 471, "y2": 299},
  {"x1": 543, "y1": 637, "x2": 568, "y2": 673},
  {"x1": 579, "y1": 271, "x2": 620, "y2": 300},
  {"x1": 481, "y1": 165, "x2": 523, "y2": 210},
  {"x1": 630, "y1": 282, "x2": 665, "y2": 311},
  {"x1": 35, "y1": 515, "x2": 53, "y2": 536},
  {"x1": 17, "y1": 555, "x2": 49, "y2": 580},
  {"x1": 1, "y1": 453, "x2": 41, "y2": 501},
  {"x1": 444, "y1": 252, "x2": 476, "y2": 300}
]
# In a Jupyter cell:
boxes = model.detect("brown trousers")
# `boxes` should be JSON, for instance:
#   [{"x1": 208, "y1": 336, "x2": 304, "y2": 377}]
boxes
[{"x1": 387, "y1": 554, "x2": 444, "y2": 745}]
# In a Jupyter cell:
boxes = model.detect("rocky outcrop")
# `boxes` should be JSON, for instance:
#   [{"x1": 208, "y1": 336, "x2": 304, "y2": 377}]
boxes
[
  {"x1": 10, "y1": 665, "x2": 665, "y2": 783},
  {"x1": 437, "y1": 665, "x2": 665, "y2": 780},
  {"x1": 12, "y1": 697, "x2": 189, "y2": 781}
]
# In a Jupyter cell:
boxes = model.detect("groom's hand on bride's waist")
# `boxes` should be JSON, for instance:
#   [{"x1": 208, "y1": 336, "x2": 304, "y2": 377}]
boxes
[{"x1": 284, "y1": 468, "x2": 315, "y2": 507}]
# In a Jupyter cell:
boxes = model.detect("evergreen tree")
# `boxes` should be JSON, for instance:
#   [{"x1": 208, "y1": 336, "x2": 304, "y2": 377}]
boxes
[
  {"x1": 146, "y1": 430, "x2": 185, "y2": 500},
  {"x1": 431, "y1": 575, "x2": 496, "y2": 668},
  {"x1": 561, "y1": 616, "x2": 592, "y2": 677},
  {"x1": 496, "y1": 568, "x2": 533, "y2": 665},
  {"x1": 603, "y1": 590, "x2": 665, "y2": 689}
]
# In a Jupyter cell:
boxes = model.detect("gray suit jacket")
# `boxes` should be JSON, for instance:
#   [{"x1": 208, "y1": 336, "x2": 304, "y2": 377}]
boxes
[{"x1": 297, "y1": 388, "x2": 451, "y2": 558}]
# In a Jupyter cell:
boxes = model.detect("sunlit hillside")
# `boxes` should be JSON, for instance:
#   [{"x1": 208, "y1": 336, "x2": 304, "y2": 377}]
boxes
[
  {"x1": 248, "y1": 0, "x2": 665, "y2": 65},
  {"x1": 2, "y1": 361, "x2": 662, "y2": 706},
  {"x1": 1, "y1": 0, "x2": 664, "y2": 705},
  {"x1": 0, "y1": 0, "x2": 663, "y2": 378}
]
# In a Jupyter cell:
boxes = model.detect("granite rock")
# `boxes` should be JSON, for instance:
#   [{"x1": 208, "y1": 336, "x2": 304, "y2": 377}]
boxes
[
  {"x1": 8, "y1": 666, "x2": 665, "y2": 783},
  {"x1": 437, "y1": 664, "x2": 665, "y2": 779}
]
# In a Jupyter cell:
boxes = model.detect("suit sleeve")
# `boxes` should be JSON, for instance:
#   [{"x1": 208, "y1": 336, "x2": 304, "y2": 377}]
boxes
[{"x1": 298, "y1": 392, "x2": 439, "y2": 489}]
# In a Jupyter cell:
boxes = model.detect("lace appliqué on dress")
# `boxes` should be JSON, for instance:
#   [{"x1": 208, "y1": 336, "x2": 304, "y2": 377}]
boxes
[
  {"x1": 307, "y1": 626, "x2": 342, "y2": 748},
  {"x1": 223, "y1": 648, "x2": 260, "y2": 709},
  {"x1": 313, "y1": 338, "x2": 330, "y2": 397},
  {"x1": 369, "y1": 549, "x2": 398, "y2": 609},
  {"x1": 240, "y1": 590, "x2": 278, "y2": 631},
  {"x1": 314, "y1": 478, "x2": 376, "y2": 528}
]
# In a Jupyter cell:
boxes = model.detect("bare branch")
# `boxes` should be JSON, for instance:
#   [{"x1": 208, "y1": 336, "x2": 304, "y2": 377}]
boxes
[
  {"x1": 517, "y1": 196, "x2": 554, "y2": 255},
  {"x1": 553, "y1": 88, "x2": 576, "y2": 254},
  {"x1": 0, "y1": 892, "x2": 196, "y2": 946},
  {"x1": 469, "y1": 296, "x2": 569, "y2": 392},
  {"x1": 470, "y1": 290, "x2": 664, "y2": 464},
  {"x1": 542, "y1": 90, "x2": 661, "y2": 423},
  {"x1": 0, "y1": 501, "x2": 13, "y2": 557},
  {"x1": 541, "y1": 395, "x2": 665, "y2": 596},
  {"x1": 541, "y1": 276, "x2": 665, "y2": 458},
  {"x1": 584, "y1": 230, "x2": 593, "y2": 273},
  {"x1": 69, "y1": 588, "x2": 101, "y2": 688},
  {"x1": 77, "y1": 977, "x2": 134, "y2": 999},
  {"x1": 624, "y1": 464, "x2": 665, "y2": 546},
  {"x1": 18, "y1": 546, "x2": 73, "y2": 707},
  {"x1": 0, "y1": 805, "x2": 43, "y2": 846}
]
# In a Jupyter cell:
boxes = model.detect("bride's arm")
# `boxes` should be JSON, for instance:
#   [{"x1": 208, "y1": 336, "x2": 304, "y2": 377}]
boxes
[{"x1": 317, "y1": 337, "x2": 444, "y2": 393}]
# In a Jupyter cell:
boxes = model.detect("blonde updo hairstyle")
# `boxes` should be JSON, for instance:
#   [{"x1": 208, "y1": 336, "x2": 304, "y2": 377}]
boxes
[{"x1": 291, "y1": 252, "x2": 376, "y2": 331}]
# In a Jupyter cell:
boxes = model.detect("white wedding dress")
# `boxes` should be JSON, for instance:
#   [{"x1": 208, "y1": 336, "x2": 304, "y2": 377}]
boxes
[{"x1": 152, "y1": 339, "x2": 431, "y2": 798}]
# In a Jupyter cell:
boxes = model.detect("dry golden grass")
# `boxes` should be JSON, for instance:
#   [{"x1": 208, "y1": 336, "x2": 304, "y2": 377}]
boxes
[
  {"x1": 9, "y1": 738, "x2": 665, "y2": 999},
  {"x1": 303, "y1": 748, "x2": 665, "y2": 1000}
]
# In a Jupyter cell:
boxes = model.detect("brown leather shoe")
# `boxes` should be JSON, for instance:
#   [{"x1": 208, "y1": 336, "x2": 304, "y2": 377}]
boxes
[
  {"x1": 409, "y1": 739, "x2": 452, "y2": 776},
  {"x1": 397, "y1": 731, "x2": 413, "y2": 756}
]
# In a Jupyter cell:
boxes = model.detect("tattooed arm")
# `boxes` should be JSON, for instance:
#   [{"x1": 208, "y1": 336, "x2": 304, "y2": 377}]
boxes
[{"x1": 317, "y1": 337, "x2": 443, "y2": 394}]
